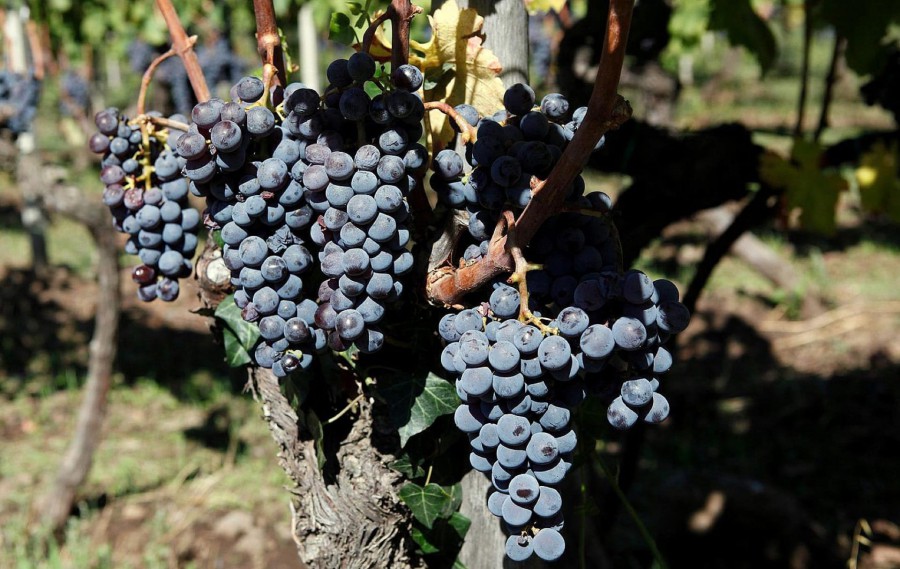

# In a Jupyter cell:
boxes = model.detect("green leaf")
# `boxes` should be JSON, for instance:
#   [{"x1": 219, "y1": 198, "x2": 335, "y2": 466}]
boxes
[
  {"x1": 298, "y1": 409, "x2": 326, "y2": 471},
  {"x1": 282, "y1": 373, "x2": 311, "y2": 407},
  {"x1": 390, "y1": 454, "x2": 426, "y2": 479},
  {"x1": 411, "y1": 525, "x2": 441, "y2": 554},
  {"x1": 446, "y1": 512, "x2": 471, "y2": 540},
  {"x1": 221, "y1": 327, "x2": 252, "y2": 367},
  {"x1": 423, "y1": 62, "x2": 455, "y2": 91},
  {"x1": 409, "y1": 512, "x2": 471, "y2": 556},
  {"x1": 380, "y1": 373, "x2": 458, "y2": 447},
  {"x1": 347, "y1": 2, "x2": 364, "y2": 15},
  {"x1": 820, "y1": 0, "x2": 900, "y2": 74},
  {"x1": 329, "y1": 12, "x2": 355, "y2": 46},
  {"x1": 398, "y1": 482, "x2": 461, "y2": 529},
  {"x1": 709, "y1": 0, "x2": 777, "y2": 73},
  {"x1": 335, "y1": 344, "x2": 360, "y2": 367},
  {"x1": 215, "y1": 295, "x2": 260, "y2": 367}
]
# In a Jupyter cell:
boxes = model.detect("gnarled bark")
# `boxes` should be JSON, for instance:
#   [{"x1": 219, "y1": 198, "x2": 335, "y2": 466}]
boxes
[{"x1": 250, "y1": 367, "x2": 421, "y2": 569}]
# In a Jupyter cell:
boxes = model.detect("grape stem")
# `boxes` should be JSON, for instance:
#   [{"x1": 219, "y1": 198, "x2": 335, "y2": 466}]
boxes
[
  {"x1": 361, "y1": 0, "x2": 422, "y2": 69},
  {"x1": 362, "y1": 11, "x2": 392, "y2": 56},
  {"x1": 593, "y1": 454, "x2": 670, "y2": 569},
  {"x1": 154, "y1": 0, "x2": 210, "y2": 103},
  {"x1": 136, "y1": 39, "x2": 196, "y2": 116},
  {"x1": 503, "y1": 210, "x2": 556, "y2": 334},
  {"x1": 253, "y1": 0, "x2": 288, "y2": 93},
  {"x1": 142, "y1": 115, "x2": 191, "y2": 133},
  {"x1": 423, "y1": 101, "x2": 478, "y2": 144},
  {"x1": 425, "y1": 0, "x2": 635, "y2": 307},
  {"x1": 324, "y1": 393, "x2": 366, "y2": 425}
]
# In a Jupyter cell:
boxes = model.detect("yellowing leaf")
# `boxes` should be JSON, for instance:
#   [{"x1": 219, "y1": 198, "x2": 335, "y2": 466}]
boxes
[
  {"x1": 411, "y1": 0, "x2": 506, "y2": 146},
  {"x1": 856, "y1": 141, "x2": 900, "y2": 222},
  {"x1": 759, "y1": 139, "x2": 847, "y2": 235},
  {"x1": 524, "y1": 0, "x2": 567, "y2": 14}
]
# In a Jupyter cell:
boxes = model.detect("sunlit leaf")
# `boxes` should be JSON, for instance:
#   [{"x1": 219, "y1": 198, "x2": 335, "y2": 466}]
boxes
[
  {"x1": 524, "y1": 0, "x2": 566, "y2": 14},
  {"x1": 417, "y1": 0, "x2": 505, "y2": 145},
  {"x1": 759, "y1": 139, "x2": 847, "y2": 235},
  {"x1": 374, "y1": 0, "x2": 505, "y2": 146},
  {"x1": 856, "y1": 141, "x2": 900, "y2": 222}
]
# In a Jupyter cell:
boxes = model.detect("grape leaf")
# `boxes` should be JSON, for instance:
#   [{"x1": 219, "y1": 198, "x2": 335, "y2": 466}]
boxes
[
  {"x1": 759, "y1": 139, "x2": 847, "y2": 235},
  {"x1": 215, "y1": 295, "x2": 260, "y2": 367},
  {"x1": 856, "y1": 141, "x2": 900, "y2": 223},
  {"x1": 709, "y1": 0, "x2": 777, "y2": 74},
  {"x1": 399, "y1": 482, "x2": 462, "y2": 529},
  {"x1": 329, "y1": 12, "x2": 356, "y2": 46},
  {"x1": 408, "y1": 0, "x2": 506, "y2": 146},
  {"x1": 379, "y1": 372, "x2": 458, "y2": 447},
  {"x1": 820, "y1": 0, "x2": 900, "y2": 74},
  {"x1": 524, "y1": 0, "x2": 566, "y2": 15}
]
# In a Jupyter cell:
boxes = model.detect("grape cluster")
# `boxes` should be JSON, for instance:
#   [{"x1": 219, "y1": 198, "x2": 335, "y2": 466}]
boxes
[
  {"x1": 524, "y1": 198, "x2": 618, "y2": 311},
  {"x1": 0, "y1": 70, "x2": 41, "y2": 135},
  {"x1": 59, "y1": 71, "x2": 90, "y2": 118},
  {"x1": 424, "y1": 80, "x2": 689, "y2": 559},
  {"x1": 175, "y1": 52, "x2": 420, "y2": 375},
  {"x1": 90, "y1": 108, "x2": 200, "y2": 302},
  {"x1": 441, "y1": 287, "x2": 580, "y2": 562},
  {"x1": 443, "y1": 270, "x2": 688, "y2": 560},
  {"x1": 430, "y1": 84, "x2": 599, "y2": 263}
]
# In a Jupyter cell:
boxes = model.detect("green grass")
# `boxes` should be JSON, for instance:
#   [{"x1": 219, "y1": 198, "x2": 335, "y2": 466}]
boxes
[{"x1": 0, "y1": 379, "x2": 292, "y2": 569}]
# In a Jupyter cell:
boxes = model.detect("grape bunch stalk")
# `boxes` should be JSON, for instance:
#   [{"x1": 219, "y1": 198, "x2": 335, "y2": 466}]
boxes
[{"x1": 435, "y1": 83, "x2": 691, "y2": 562}]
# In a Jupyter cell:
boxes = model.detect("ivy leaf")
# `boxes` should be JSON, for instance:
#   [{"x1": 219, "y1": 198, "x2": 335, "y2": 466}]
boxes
[
  {"x1": 390, "y1": 454, "x2": 426, "y2": 479},
  {"x1": 411, "y1": 525, "x2": 441, "y2": 554},
  {"x1": 856, "y1": 141, "x2": 900, "y2": 222},
  {"x1": 329, "y1": 12, "x2": 356, "y2": 47},
  {"x1": 221, "y1": 327, "x2": 252, "y2": 367},
  {"x1": 709, "y1": 0, "x2": 777, "y2": 74},
  {"x1": 379, "y1": 372, "x2": 458, "y2": 447},
  {"x1": 759, "y1": 139, "x2": 847, "y2": 235},
  {"x1": 447, "y1": 512, "x2": 471, "y2": 539},
  {"x1": 410, "y1": 512, "x2": 471, "y2": 556},
  {"x1": 215, "y1": 295, "x2": 260, "y2": 367},
  {"x1": 399, "y1": 482, "x2": 461, "y2": 529},
  {"x1": 298, "y1": 409, "x2": 326, "y2": 471}
]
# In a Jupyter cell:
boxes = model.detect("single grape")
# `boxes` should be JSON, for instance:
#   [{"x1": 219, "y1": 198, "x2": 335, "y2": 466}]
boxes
[
  {"x1": 508, "y1": 473, "x2": 540, "y2": 506},
  {"x1": 532, "y1": 528, "x2": 565, "y2": 561}
]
